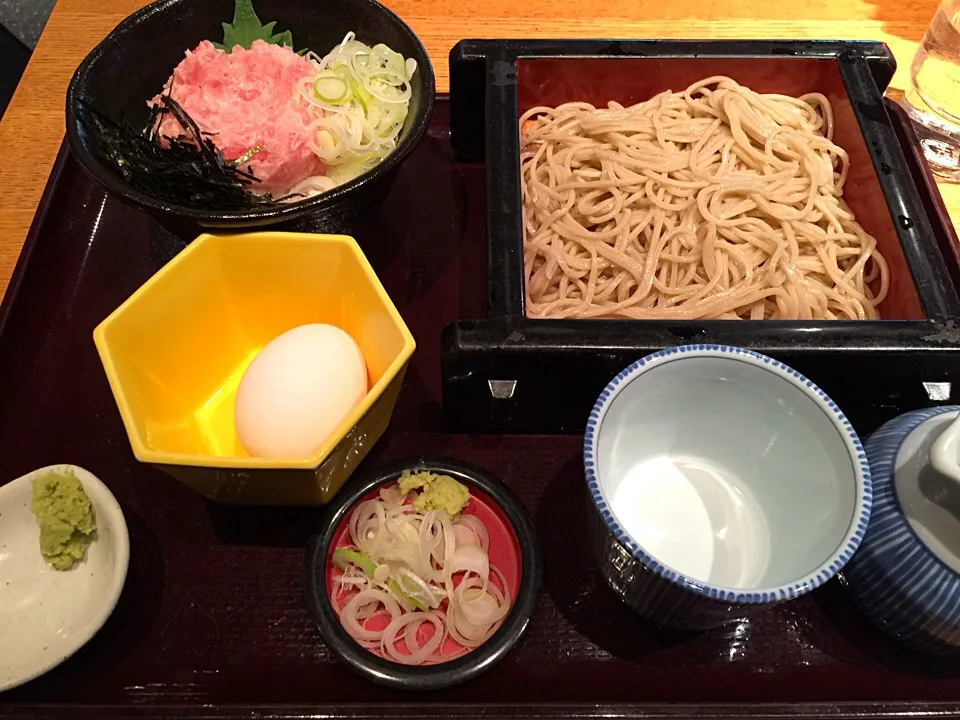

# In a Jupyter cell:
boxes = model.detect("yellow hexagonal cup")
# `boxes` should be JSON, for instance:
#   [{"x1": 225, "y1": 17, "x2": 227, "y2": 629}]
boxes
[{"x1": 93, "y1": 232, "x2": 415, "y2": 505}]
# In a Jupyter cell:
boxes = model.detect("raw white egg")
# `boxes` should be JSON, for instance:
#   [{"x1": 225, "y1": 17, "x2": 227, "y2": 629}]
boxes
[{"x1": 234, "y1": 323, "x2": 367, "y2": 460}]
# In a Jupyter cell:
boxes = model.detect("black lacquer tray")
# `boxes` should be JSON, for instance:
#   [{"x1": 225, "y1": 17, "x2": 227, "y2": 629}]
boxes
[
  {"x1": 443, "y1": 40, "x2": 960, "y2": 433},
  {"x1": 3, "y1": 98, "x2": 960, "y2": 720}
]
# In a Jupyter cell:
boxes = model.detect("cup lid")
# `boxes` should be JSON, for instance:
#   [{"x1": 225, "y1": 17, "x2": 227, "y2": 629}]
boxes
[{"x1": 892, "y1": 409, "x2": 960, "y2": 574}]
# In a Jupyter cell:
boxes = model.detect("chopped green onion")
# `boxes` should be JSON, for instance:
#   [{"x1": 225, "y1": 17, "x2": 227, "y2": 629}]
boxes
[
  {"x1": 298, "y1": 32, "x2": 416, "y2": 180},
  {"x1": 333, "y1": 547, "x2": 376, "y2": 577},
  {"x1": 313, "y1": 72, "x2": 349, "y2": 104},
  {"x1": 348, "y1": 77, "x2": 370, "y2": 114},
  {"x1": 400, "y1": 576, "x2": 431, "y2": 607},
  {"x1": 388, "y1": 579, "x2": 428, "y2": 611}
]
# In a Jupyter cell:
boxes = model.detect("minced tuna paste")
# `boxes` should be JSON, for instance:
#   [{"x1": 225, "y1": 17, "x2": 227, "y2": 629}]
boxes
[{"x1": 151, "y1": 39, "x2": 324, "y2": 195}]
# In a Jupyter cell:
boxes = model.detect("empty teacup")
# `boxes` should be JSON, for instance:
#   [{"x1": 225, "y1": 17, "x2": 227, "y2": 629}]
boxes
[{"x1": 584, "y1": 345, "x2": 872, "y2": 630}]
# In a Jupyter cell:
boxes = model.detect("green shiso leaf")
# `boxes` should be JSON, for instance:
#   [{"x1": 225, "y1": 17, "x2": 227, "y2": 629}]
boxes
[{"x1": 213, "y1": 0, "x2": 295, "y2": 52}]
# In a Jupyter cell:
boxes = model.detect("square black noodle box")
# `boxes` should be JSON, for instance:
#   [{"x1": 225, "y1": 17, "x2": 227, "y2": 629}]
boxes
[{"x1": 441, "y1": 39, "x2": 960, "y2": 435}]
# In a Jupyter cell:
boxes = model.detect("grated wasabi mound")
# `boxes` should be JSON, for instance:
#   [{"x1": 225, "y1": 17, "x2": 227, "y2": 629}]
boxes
[
  {"x1": 31, "y1": 468, "x2": 97, "y2": 570},
  {"x1": 397, "y1": 469, "x2": 469, "y2": 517}
]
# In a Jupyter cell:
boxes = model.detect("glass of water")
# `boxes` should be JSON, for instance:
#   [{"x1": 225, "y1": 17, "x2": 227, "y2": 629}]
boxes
[{"x1": 902, "y1": 0, "x2": 960, "y2": 181}]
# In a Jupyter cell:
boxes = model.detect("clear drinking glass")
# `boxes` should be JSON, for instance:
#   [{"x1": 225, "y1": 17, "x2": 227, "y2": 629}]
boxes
[{"x1": 902, "y1": 0, "x2": 960, "y2": 181}]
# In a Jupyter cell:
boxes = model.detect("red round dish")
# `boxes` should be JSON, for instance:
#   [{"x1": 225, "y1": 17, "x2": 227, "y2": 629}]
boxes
[{"x1": 325, "y1": 482, "x2": 523, "y2": 663}]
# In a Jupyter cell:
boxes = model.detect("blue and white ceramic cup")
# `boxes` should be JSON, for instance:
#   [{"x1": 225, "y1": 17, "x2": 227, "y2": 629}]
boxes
[
  {"x1": 843, "y1": 406, "x2": 960, "y2": 655},
  {"x1": 584, "y1": 345, "x2": 872, "y2": 630}
]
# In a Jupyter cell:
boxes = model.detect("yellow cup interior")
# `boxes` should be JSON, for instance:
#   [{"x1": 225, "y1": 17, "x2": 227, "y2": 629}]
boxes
[{"x1": 94, "y1": 232, "x2": 414, "y2": 468}]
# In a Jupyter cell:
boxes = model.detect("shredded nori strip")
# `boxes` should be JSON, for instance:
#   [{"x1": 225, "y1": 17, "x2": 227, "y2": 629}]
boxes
[{"x1": 75, "y1": 96, "x2": 285, "y2": 211}]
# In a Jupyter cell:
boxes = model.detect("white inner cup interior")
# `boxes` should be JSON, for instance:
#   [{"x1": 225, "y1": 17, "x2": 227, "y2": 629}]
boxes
[{"x1": 596, "y1": 355, "x2": 857, "y2": 591}]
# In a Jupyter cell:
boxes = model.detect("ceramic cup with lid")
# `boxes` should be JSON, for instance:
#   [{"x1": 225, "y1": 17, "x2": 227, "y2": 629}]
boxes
[{"x1": 843, "y1": 406, "x2": 960, "y2": 655}]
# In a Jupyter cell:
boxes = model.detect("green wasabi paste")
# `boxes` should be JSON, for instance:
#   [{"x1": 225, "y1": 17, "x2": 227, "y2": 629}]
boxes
[{"x1": 31, "y1": 468, "x2": 97, "y2": 570}]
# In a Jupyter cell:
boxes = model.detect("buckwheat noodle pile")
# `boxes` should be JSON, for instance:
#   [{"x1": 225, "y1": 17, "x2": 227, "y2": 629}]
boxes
[{"x1": 520, "y1": 76, "x2": 890, "y2": 320}]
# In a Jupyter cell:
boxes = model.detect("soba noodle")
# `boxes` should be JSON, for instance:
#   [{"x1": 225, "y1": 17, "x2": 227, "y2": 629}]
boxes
[{"x1": 520, "y1": 76, "x2": 889, "y2": 320}]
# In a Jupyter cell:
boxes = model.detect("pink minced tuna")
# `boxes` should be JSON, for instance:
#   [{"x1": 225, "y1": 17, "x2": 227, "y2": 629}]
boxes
[{"x1": 151, "y1": 40, "x2": 323, "y2": 196}]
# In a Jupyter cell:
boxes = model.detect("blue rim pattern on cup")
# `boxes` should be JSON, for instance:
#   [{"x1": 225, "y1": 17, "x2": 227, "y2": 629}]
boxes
[
  {"x1": 844, "y1": 406, "x2": 960, "y2": 654},
  {"x1": 583, "y1": 344, "x2": 873, "y2": 605}
]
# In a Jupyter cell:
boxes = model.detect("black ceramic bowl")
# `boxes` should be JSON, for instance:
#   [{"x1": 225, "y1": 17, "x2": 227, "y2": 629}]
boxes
[
  {"x1": 304, "y1": 456, "x2": 543, "y2": 690},
  {"x1": 65, "y1": 0, "x2": 434, "y2": 233}
]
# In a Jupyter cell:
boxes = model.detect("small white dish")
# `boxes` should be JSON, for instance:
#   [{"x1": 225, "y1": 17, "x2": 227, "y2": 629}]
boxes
[
  {"x1": 584, "y1": 345, "x2": 871, "y2": 629},
  {"x1": 0, "y1": 464, "x2": 129, "y2": 692}
]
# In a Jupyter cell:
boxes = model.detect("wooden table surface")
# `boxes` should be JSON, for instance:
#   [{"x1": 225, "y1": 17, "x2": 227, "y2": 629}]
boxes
[{"x1": 0, "y1": 0, "x2": 954, "y2": 302}]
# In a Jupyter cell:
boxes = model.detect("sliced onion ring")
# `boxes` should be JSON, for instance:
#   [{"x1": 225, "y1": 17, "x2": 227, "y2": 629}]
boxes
[
  {"x1": 340, "y1": 589, "x2": 401, "y2": 643},
  {"x1": 380, "y1": 611, "x2": 445, "y2": 665},
  {"x1": 455, "y1": 514, "x2": 490, "y2": 551}
]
